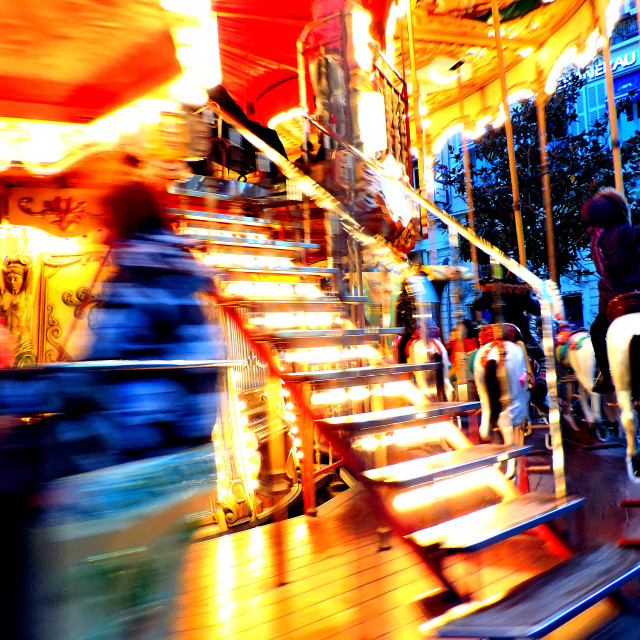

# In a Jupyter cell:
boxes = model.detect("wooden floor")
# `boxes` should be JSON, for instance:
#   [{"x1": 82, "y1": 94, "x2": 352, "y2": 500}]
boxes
[{"x1": 170, "y1": 435, "x2": 640, "y2": 640}]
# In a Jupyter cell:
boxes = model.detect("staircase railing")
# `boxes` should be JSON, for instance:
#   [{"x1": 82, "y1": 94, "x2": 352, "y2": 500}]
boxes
[{"x1": 204, "y1": 97, "x2": 567, "y2": 502}]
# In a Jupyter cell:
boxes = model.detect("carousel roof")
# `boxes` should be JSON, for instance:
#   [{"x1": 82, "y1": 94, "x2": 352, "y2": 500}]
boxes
[
  {"x1": 0, "y1": 0, "x2": 623, "y2": 168},
  {"x1": 0, "y1": 0, "x2": 181, "y2": 123},
  {"x1": 386, "y1": 0, "x2": 616, "y2": 152}
]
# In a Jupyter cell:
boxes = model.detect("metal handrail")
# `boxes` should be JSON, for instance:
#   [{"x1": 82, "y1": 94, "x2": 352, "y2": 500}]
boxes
[
  {"x1": 204, "y1": 96, "x2": 566, "y2": 500},
  {"x1": 0, "y1": 359, "x2": 241, "y2": 375}
]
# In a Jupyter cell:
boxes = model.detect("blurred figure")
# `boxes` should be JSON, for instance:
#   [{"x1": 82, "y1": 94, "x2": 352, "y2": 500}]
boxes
[
  {"x1": 472, "y1": 272, "x2": 548, "y2": 414},
  {"x1": 0, "y1": 177, "x2": 223, "y2": 639},
  {"x1": 445, "y1": 319, "x2": 480, "y2": 388},
  {"x1": 581, "y1": 188, "x2": 640, "y2": 393}
]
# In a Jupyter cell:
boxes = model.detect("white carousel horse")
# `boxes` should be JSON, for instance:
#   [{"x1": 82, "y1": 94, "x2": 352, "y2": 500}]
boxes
[
  {"x1": 605, "y1": 292, "x2": 640, "y2": 482},
  {"x1": 555, "y1": 324, "x2": 602, "y2": 427},
  {"x1": 473, "y1": 324, "x2": 532, "y2": 476},
  {"x1": 404, "y1": 328, "x2": 455, "y2": 402}
]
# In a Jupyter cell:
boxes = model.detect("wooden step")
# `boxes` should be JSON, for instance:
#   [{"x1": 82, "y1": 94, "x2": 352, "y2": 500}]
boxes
[
  {"x1": 408, "y1": 492, "x2": 584, "y2": 552},
  {"x1": 263, "y1": 328, "x2": 403, "y2": 348},
  {"x1": 316, "y1": 401, "x2": 481, "y2": 433},
  {"x1": 167, "y1": 207, "x2": 303, "y2": 229},
  {"x1": 220, "y1": 265, "x2": 339, "y2": 277},
  {"x1": 186, "y1": 233, "x2": 318, "y2": 250},
  {"x1": 284, "y1": 362, "x2": 441, "y2": 388},
  {"x1": 216, "y1": 297, "x2": 344, "y2": 312},
  {"x1": 362, "y1": 443, "x2": 530, "y2": 486},
  {"x1": 437, "y1": 544, "x2": 640, "y2": 639}
]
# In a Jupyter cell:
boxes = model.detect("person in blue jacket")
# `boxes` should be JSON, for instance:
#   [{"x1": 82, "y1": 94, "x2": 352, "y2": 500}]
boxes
[
  {"x1": 0, "y1": 176, "x2": 224, "y2": 638},
  {"x1": 581, "y1": 188, "x2": 640, "y2": 393}
]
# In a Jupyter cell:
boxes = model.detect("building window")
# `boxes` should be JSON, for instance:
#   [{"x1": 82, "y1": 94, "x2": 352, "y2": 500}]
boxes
[{"x1": 563, "y1": 292, "x2": 584, "y2": 327}]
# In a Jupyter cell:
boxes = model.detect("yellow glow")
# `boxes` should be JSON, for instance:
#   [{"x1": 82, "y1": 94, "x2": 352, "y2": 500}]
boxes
[
  {"x1": 384, "y1": 1, "x2": 406, "y2": 60},
  {"x1": 492, "y1": 105, "x2": 507, "y2": 129},
  {"x1": 268, "y1": 107, "x2": 305, "y2": 129},
  {"x1": 171, "y1": 79, "x2": 208, "y2": 106},
  {"x1": 294, "y1": 523, "x2": 309, "y2": 541},
  {"x1": 352, "y1": 7, "x2": 373, "y2": 70},
  {"x1": 508, "y1": 89, "x2": 535, "y2": 104},
  {"x1": 518, "y1": 47, "x2": 534, "y2": 58},
  {"x1": 201, "y1": 253, "x2": 294, "y2": 269},
  {"x1": 465, "y1": 115, "x2": 492, "y2": 140},
  {"x1": 227, "y1": 281, "x2": 324, "y2": 298},
  {"x1": 356, "y1": 435, "x2": 380, "y2": 451},
  {"x1": 545, "y1": 45, "x2": 578, "y2": 95},
  {"x1": 347, "y1": 386, "x2": 371, "y2": 401},
  {"x1": 432, "y1": 123, "x2": 464, "y2": 154},
  {"x1": 392, "y1": 467, "x2": 503, "y2": 511},
  {"x1": 249, "y1": 311, "x2": 339, "y2": 330},
  {"x1": 311, "y1": 388, "x2": 348, "y2": 405}
]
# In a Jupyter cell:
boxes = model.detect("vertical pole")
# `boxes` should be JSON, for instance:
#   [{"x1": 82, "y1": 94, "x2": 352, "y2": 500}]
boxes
[
  {"x1": 597, "y1": 1, "x2": 624, "y2": 193},
  {"x1": 300, "y1": 382, "x2": 317, "y2": 516},
  {"x1": 456, "y1": 67, "x2": 480, "y2": 287},
  {"x1": 535, "y1": 80, "x2": 558, "y2": 283},
  {"x1": 406, "y1": 0, "x2": 426, "y2": 195},
  {"x1": 490, "y1": 0, "x2": 527, "y2": 267},
  {"x1": 406, "y1": 0, "x2": 436, "y2": 262}
]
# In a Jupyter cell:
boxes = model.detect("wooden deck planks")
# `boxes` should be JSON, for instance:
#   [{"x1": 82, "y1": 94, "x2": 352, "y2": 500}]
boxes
[{"x1": 171, "y1": 486, "x2": 569, "y2": 640}]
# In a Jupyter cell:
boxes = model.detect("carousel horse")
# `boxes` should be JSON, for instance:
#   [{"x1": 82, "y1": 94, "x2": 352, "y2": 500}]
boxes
[
  {"x1": 402, "y1": 327, "x2": 455, "y2": 402},
  {"x1": 474, "y1": 324, "x2": 533, "y2": 475},
  {"x1": 555, "y1": 322, "x2": 602, "y2": 428},
  {"x1": 605, "y1": 292, "x2": 640, "y2": 482}
]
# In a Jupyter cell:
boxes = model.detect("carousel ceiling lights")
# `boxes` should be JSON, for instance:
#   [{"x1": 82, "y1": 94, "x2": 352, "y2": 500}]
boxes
[{"x1": 0, "y1": 0, "x2": 220, "y2": 174}]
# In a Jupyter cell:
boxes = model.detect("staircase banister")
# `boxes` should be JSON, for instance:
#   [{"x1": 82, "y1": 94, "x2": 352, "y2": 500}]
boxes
[{"x1": 204, "y1": 97, "x2": 566, "y2": 500}]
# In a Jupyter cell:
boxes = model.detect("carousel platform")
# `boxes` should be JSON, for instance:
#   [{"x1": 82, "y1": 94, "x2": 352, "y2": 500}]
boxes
[{"x1": 170, "y1": 437, "x2": 640, "y2": 640}]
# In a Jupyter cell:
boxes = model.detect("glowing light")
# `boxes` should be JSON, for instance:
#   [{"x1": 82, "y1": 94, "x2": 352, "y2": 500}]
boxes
[
  {"x1": 508, "y1": 89, "x2": 534, "y2": 104},
  {"x1": 432, "y1": 123, "x2": 464, "y2": 155},
  {"x1": 347, "y1": 386, "x2": 371, "y2": 401},
  {"x1": 352, "y1": 7, "x2": 373, "y2": 70},
  {"x1": 545, "y1": 46, "x2": 578, "y2": 94},
  {"x1": 171, "y1": 79, "x2": 208, "y2": 106},
  {"x1": 393, "y1": 467, "x2": 498, "y2": 510},
  {"x1": 357, "y1": 436, "x2": 380, "y2": 451},
  {"x1": 518, "y1": 47, "x2": 533, "y2": 58},
  {"x1": 311, "y1": 388, "x2": 348, "y2": 405},
  {"x1": 268, "y1": 107, "x2": 305, "y2": 129},
  {"x1": 22, "y1": 124, "x2": 65, "y2": 164},
  {"x1": 358, "y1": 92, "x2": 388, "y2": 156},
  {"x1": 465, "y1": 115, "x2": 492, "y2": 140},
  {"x1": 492, "y1": 105, "x2": 507, "y2": 129}
]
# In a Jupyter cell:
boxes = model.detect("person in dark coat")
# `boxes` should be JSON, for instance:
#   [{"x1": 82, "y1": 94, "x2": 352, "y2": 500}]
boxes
[{"x1": 581, "y1": 188, "x2": 640, "y2": 393}]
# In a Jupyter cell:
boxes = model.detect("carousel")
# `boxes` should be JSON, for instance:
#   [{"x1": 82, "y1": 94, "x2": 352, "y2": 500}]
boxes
[{"x1": 2, "y1": 0, "x2": 640, "y2": 638}]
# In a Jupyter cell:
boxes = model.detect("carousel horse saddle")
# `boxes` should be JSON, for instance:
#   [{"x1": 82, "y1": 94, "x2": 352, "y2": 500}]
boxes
[
  {"x1": 478, "y1": 323, "x2": 523, "y2": 346},
  {"x1": 607, "y1": 291, "x2": 640, "y2": 323}
]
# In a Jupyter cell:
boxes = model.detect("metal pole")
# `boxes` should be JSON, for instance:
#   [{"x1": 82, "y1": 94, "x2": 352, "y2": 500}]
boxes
[
  {"x1": 597, "y1": 1, "x2": 624, "y2": 193},
  {"x1": 490, "y1": 0, "x2": 527, "y2": 267},
  {"x1": 406, "y1": 0, "x2": 436, "y2": 260},
  {"x1": 535, "y1": 78, "x2": 558, "y2": 283},
  {"x1": 456, "y1": 65, "x2": 479, "y2": 287}
]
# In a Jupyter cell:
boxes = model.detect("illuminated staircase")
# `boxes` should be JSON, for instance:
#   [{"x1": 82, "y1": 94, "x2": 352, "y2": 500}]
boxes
[{"x1": 169, "y1": 107, "x2": 640, "y2": 638}]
